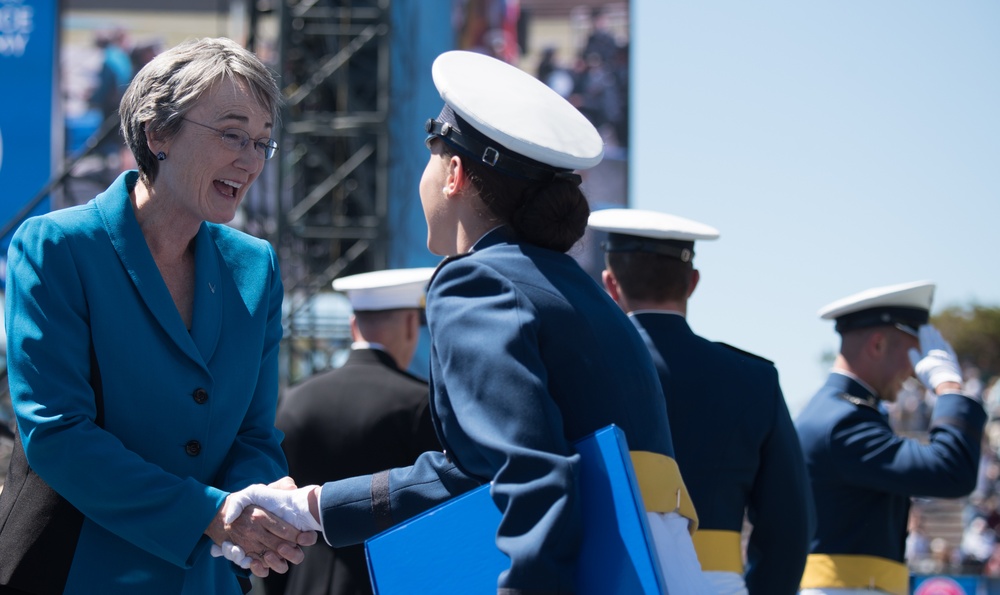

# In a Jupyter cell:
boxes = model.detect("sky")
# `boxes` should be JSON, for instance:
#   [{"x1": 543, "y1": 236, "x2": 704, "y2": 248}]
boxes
[{"x1": 631, "y1": 1, "x2": 1000, "y2": 415}]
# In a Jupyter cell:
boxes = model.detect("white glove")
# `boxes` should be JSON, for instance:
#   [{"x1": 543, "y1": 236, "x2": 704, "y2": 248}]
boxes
[
  {"x1": 224, "y1": 484, "x2": 322, "y2": 532},
  {"x1": 210, "y1": 541, "x2": 251, "y2": 569},
  {"x1": 908, "y1": 325, "x2": 963, "y2": 391}
]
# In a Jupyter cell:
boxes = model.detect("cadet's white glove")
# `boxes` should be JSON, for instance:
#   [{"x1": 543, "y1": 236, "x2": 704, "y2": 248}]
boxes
[
  {"x1": 908, "y1": 325, "x2": 963, "y2": 391},
  {"x1": 223, "y1": 484, "x2": 322, "y2": 531},
  {"x1": 210, "y1": 541, "x2": 251, "y2": 569}
]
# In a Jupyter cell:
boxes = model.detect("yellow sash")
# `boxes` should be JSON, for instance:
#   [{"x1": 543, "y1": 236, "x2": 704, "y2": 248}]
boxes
[
  {"x1": 629, "y1": 451, "x2": 699, "y2": 533},
  {"x1": 692, "y1": 530, "x2": 743, "y2": 573},
  {"x1": 801, "y1": 553, "x2": 908, "y2": 595}
]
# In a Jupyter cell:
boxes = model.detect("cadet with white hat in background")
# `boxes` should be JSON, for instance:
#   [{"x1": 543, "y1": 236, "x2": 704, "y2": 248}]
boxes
[
  {"x1": 267, "y1": 268, "x2": 441, "y2": 595},
  {"x1": 796, "y1": 281, "x2": 986, "y2": 595},
  {"x1": 216, "y1": 49, "x2": 713, "y2": 593},
  {"x1": 589, "y1": 208, "x2": 813, "y2": 595}
]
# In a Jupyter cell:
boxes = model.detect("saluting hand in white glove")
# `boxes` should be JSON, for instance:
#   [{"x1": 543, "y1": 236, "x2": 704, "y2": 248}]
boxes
[{"x1": 908, "y1": 324, "x2": 963, "y2": 393}]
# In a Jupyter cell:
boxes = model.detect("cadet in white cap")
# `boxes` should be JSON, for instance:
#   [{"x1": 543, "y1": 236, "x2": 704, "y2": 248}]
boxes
[
  {"x1": 269, "y1": 268, "x2": 440, "y2": 595},
  {"x1": 217, "y1": 50, "x2": 711, "y2": 593},
  {"x1": 589, "y1": 207, "x2": 812, "y2": 595},
  {"x1": 795, "y1": 281, "x2": 986, "y2": 595}
]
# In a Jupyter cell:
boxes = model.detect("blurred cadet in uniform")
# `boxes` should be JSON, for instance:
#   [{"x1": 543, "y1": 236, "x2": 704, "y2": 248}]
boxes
[
  {"x1": 589, "y1": 208, "x2": 812, "y2": 595},
  {"x1": 270, "y1": 268, "x2": 441, "y2": 595},
  {"x1": 796, "y1": 281, "x2": 986, "y2": 595}
]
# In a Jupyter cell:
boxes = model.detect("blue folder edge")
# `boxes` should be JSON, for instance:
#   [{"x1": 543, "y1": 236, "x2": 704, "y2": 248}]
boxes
[{"x1": 364, "y1": 424, "x2": 668, "y2": 594}]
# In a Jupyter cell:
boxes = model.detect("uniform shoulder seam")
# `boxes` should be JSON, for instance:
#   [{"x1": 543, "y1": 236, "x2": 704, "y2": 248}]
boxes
[{"x1": 714, "y1": 342, "x2": 774, "y2": 365}]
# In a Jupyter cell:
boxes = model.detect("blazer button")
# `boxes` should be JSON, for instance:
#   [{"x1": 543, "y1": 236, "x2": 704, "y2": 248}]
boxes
[
  {"x1": 192, "y1": 388, "x2": 209, "y2": 404},
  {"x1": 185, "y1": 440, "x2": 202, "y2": 456}
]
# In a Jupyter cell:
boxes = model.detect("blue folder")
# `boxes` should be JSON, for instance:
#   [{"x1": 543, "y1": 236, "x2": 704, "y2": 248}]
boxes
[{"x1": 365, "y1": 424, "x2": 668, "y2": 594}]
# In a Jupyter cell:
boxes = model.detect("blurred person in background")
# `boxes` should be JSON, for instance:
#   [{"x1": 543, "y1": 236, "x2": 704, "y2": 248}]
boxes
[
  {"x1": 797, "y1": 281, "x2": 986, "y2": 595},
  {"x1": 89, "y1": 28, "x2": 134, "y2": 177},
  {"x1": 589, "y1": 208, "x2": 812, "y2": 595},
  {"x1": 959, "y1": 515, "x2": 995, "y2": 573},
  {"x1": 268, "y1": 268, "x2": 440, "y2": 595}
]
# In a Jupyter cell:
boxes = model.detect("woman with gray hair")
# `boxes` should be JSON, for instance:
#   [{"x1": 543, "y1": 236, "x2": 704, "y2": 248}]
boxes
[{"x1": 0, "y1": 37, "x2": 314, "y2": 594}]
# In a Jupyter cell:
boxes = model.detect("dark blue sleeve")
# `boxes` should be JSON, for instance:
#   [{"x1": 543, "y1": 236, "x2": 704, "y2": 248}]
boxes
[
  {"x1": 425, "y1": 259, "x2": 583, "y2": 592},
  {"x1": 831, "y1": 393, "x2": 985, "y2": 498},
  {"x1": 744, "y1": 372, "x2": 813, "y2": 595},
  {"x1": 317, "y1": 450, "x2": 480, "y2": 548}
]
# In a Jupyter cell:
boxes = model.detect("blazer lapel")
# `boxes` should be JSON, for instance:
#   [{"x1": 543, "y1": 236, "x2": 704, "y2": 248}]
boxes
[
  {"x1": 95, "y1": 172, "x2": 207, "y2": 368},
  {"x1": 189, "y1": 225, "x2": 222, "y2": 363}
]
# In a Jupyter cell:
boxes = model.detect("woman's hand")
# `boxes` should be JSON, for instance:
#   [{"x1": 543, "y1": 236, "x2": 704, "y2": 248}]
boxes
[{"x1": 205, "y1": 477, "x2": 319, "y2": 577}]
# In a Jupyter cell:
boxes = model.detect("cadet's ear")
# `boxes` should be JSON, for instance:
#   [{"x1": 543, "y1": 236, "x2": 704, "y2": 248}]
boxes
[
  {"x1": 348, "y1": 315, "x2": 361, "y2": 342},
  {"x1": 688, "y1": 269, "x2": 700, "y2": 298},
  {"x1": 443, "y1": 154, "x2": 469, "y2": 198},
  {"x1": 602, "y1": 269, "x2": 621, "y2": 303},
  {"x1": 868, "y1": 330, "x2": 888, "y2": 358},
  {"x1": 406, "y1": 309, "x2": 420, "y2": 341}
]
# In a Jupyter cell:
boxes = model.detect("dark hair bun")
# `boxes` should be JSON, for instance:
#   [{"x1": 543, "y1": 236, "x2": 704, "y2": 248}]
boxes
[{"x1": 511, "y1": 181, "x2": 590, "y2": 253}]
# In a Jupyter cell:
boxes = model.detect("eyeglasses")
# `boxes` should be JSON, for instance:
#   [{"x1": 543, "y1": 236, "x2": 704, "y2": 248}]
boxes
[{"x1": 180, "y1": 117, "x2": 279, "y2": 160}]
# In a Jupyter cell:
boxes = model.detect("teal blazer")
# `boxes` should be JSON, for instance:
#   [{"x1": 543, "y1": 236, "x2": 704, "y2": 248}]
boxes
[{"x1": 4, "y1": 171, "x2": 287, "y2": 594}]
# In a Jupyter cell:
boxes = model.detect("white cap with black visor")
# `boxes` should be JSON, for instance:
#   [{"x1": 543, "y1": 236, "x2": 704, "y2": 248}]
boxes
[
  {"x1": 818, "y1": 280, "x2": 935, "y2": 337},
  {"x1": 424, "y1": 50, "x2": 604, "y2": 185},
  {"x1": 588, "y1": 208, "x2": 720, "y2": 263}
]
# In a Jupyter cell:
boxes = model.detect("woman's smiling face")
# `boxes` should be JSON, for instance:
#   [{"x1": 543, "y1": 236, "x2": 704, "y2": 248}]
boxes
[{"x1": 152, "y1": 76, "x2": 273, "y2": 226}]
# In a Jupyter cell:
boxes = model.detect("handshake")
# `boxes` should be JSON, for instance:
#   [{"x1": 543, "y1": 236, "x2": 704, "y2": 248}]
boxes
[{"x1": 206, "y1": 477, "x2": 323, "y2": 578}]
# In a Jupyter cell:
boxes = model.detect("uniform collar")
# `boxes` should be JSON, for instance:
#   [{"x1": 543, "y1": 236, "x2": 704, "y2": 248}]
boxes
[
  {"x1": 629, "y1": 310, "x2": 695, "y2": 338},
  {"x1": 629, "y1": 309, "x2": 685, "y2": 318},
  {"x1": 346, "y1": 346, "x2": 401, "y2": 371},
  {"x1": 470, "y1": 225, "x2": 514, "y2": 252},
  {"x1": 352, "y1": 341, "x2": 387, "y2": 352},
  {"x1": 827, "y1": 369, "x2": 880, "y2": 408}
]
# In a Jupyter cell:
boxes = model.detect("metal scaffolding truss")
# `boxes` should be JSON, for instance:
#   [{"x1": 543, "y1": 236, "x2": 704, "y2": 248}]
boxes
[{"x1": 263, "y1": 0, "x2": 392, "y2": 381}]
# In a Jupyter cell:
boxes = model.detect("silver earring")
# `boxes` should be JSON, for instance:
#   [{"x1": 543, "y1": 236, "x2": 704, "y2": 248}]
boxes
[{"x1": 156, "y1": 151, "x2": 166, "y2": 161}]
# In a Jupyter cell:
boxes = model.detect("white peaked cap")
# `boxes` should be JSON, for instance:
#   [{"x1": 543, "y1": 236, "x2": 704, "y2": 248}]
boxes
[
  {"x1": 818, "y1": 280, "x2": 935, "y2": 334},
  {"x1": 332, "y1": 268, "x2": 437, "y2": 312},
  {"x1": 430, "y1": 50, "x2": 604, "y2": 171},
  {"x1": 587, "y1": 209, "x2": 720, "y2": 242},
  {"x1": 588, "y1": 208, "x2": 718, "y2": 263}
]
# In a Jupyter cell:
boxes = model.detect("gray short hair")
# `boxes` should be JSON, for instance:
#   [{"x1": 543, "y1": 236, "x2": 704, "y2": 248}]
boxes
[{"x1": 119, "y1": 37, "x2": 282, "y2": 186}]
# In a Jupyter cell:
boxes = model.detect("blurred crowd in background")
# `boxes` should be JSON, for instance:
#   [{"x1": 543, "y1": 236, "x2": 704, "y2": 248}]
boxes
[
  {"x1": 899, "y1": 371, "x2": 1000, "y2": 576},
  {"x1": 533, "y1": 7, "x2": 629, "y2": 154},
  {"x1": 64, "y1": 27, "x2": 163, "y2": 188}
]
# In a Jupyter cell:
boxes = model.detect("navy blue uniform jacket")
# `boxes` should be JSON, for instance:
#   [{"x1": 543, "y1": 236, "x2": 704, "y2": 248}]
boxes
[
  {"x1": 3, "y1": 171, "x2": 287, "y2": 593},
  {"x1": 795, "y1": 372, "x2": 985, "y2": 563},
  {"x1": 317, "y1": 227, "x2": 677, "y2": 594},
  {"x1": 631, "y1": 312, "x2": 812, "y2": 595}
]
